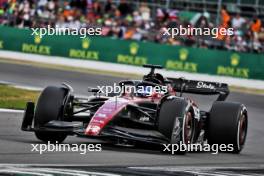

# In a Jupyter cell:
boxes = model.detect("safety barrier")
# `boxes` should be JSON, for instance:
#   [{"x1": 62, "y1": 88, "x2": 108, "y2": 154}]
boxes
[{"x1": 0, "y1": 26, "x2": 263, "y2": 80}]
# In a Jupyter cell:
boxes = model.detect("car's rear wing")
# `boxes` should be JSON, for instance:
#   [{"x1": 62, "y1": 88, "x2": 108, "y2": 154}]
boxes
[{"x1": 168, "y1": 78, "x2": 229, "y2": 101}]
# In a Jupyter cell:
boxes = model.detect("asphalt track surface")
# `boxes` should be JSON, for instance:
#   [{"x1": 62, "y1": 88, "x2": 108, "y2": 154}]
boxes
[{"x1": 0, "y1": 62, "x2": 264, "y2": 175}]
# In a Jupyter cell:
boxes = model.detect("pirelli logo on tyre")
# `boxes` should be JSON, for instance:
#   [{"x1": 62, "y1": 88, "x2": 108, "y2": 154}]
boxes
[
  {"x1": 217, "y1": 53, "x2": 250, "y2": 78},
  {"x1": 165, "y1": 48, "x2": 198, "y2": 73}
]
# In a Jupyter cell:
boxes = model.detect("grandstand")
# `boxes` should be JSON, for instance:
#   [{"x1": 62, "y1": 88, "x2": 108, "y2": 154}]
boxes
[
  {"x1": 102, "y1": 0, "x2": 264, "y2": 18},
  {"x1": 0, "y1": 0, "x2": 263, "y2": 53},
  {"x1": 0, "y1": 0, "x2": 263, "y2": 80}
]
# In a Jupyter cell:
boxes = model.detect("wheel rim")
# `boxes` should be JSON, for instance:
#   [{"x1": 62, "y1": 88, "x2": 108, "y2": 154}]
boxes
[
  {"x1": 184, "y1": 112, "x2": 193, "y2": 144},
  {"x1": 238, "y1": 114, "x2": 247, "y2": 146}
]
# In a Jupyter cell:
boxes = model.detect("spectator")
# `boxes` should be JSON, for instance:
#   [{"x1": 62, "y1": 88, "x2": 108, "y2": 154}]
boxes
[
  {"x1": 259, "y1": 27, "x2": 264, "y2": 43},
  {"x1": 104, "y1": 0, "x2": 113, "y2": 13},
  {"x1": 195, "y1": 15, "x2": 209, "y2": 28},
  {"x1": 139, "y1": 2, "x2": 150, "y2": 21},
  {"x1": 0, "y1": 0, "x2": 263, "y2": 53},
  {"x1": 249, "y1": 16, "x2": 262, "y2": 47},
  {"x1": 250, "y1": 16, "x2": 262, "y2": 34},
  {"x1": 232, "y1": 13, "x2": 246, "y2": 29},
  {"x1": 92, "y1": 1, "x2": 102, "y2": 15},
  {"x1": 63, "y1": 5, "x2": 74, "y2": 21},
  {"x1": 70, "y1": 0, "x2": 87, "y2": 15},
  {"x1": 118, "y1": 0, "x2": 131, "y2": 17},
  {"x1": 220, "y1": 5, "x2": 230, "y2": 28}
]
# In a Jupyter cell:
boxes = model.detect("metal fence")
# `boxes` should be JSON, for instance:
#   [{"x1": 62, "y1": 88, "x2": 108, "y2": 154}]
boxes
[{"x1": 98, "y1": 0, "x2": 264, "y2": 19}]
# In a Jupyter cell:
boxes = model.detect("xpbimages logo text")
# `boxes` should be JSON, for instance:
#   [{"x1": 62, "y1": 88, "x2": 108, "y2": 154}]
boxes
[
  {"x1": 162, "y1": 25, "x2": 234, "y2": 39},
  {"x1": 31, "y1": 141, "x2": 102, "y2": 154},
  {"x1": 30, "y1": 25, "x2": 102, "y2": 38},
  {"x1": 163, "y1": 142, "x2": 234, "y2": 154},
  {"x1": 95, "y1": 83, "x2": 168, "y2": 96}
]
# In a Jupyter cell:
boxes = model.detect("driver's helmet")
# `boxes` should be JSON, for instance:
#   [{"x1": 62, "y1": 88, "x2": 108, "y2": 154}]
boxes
[
  {"x1": 144, "y1": 73, "x2": 165, "y2": 85},
  {"x1": 154, "y1": 73, "x2": 165, "y2": 84}
]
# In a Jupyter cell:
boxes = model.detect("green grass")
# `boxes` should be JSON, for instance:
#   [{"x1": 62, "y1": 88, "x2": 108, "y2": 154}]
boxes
[
  {"x1": 0, "y1": 85, "x2": 39, "y2": 110},
  {"x1": 0, "y1": 83, "x2": 263, "y2": 111}
]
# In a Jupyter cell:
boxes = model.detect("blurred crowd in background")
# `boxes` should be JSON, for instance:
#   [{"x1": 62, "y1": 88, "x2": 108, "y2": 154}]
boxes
[{"x1": 0, "y1": 0, "x2": 263, "y2": 53}]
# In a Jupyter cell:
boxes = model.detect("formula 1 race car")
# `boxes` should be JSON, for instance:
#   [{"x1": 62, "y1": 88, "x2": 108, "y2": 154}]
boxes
[{"x1": 21, "y1": 64, "x2": 248, "y2": 154}]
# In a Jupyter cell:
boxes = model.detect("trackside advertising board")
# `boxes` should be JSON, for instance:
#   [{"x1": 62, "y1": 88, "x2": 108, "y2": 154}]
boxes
[{"x1": 0, "y1": 26, "x2": 263, "y2": 80}]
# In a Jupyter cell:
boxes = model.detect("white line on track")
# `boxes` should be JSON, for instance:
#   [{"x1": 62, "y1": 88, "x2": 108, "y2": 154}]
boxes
[
  {"x1": 0, "y1": 108, "x2": 24, "y2": 113},
  {"x1": 129, "y1": 166, "x2": 264, "y2": 176},
  {"x1": 0, "y1": 164, "x2": 116, "y2": 167},
  {"x1": 0, "y1": 165, "x2": 120, "y2": 176},
  {"x1": 0, "y1": 169, "x2": 52, "y2": 176}
]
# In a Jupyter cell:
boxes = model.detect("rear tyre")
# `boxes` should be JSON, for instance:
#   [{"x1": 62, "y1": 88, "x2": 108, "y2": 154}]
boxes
[
  {"x1": 158, "y1": 98, "x2": 195, "y2": 154},
  {"x1": 208, "y1": 101, "x2": 248, "y2": 153},
  {"x1": 34, "y1": 86, "x2": 68, "y2": 143}
]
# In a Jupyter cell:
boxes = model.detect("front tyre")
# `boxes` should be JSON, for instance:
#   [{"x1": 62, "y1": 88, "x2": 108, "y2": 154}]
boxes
[
  {"x1": 34, "y1": 86, "x2": 69, "y2": 143},
  {"x1": 208, "y1": 101, "x2": 248, "y2": 153},
  {"x1": 158, "y1": 98, "x2": 195, "y2": 154}
]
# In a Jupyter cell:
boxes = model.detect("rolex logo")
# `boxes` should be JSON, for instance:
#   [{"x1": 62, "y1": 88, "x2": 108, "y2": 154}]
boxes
[
  {"x1": 230, "y1": 53, "x2": 240, "y2": 67},
  {"x1": 82, "y1": 38, "x2": 91, "y2": 49},
  {"x1": 179, "y1": 48, "x2": 188, "y2": 61},
  {"x1": 34, "y1": 35, "x2": 41, "y2": 44},
  {"x1": 130, "y1": 43, "x2": 139, "y2": 55}
]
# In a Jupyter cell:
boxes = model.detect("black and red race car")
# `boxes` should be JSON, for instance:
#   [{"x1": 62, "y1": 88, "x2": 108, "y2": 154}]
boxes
[{"x1": 21, "y1": 64, "x2": 248, "y2": 154}]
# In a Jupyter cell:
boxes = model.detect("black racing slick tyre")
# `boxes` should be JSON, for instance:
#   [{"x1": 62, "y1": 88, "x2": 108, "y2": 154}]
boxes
[
  {"x1": 158, "y1": 98, "x2": 195, "y2": 154},
  {"x1": 208, "y1": 101, "x2": 248, "y2": 153},
  {"x1": 34, "y1": 86, "x2": 68, "y2": 143}
]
